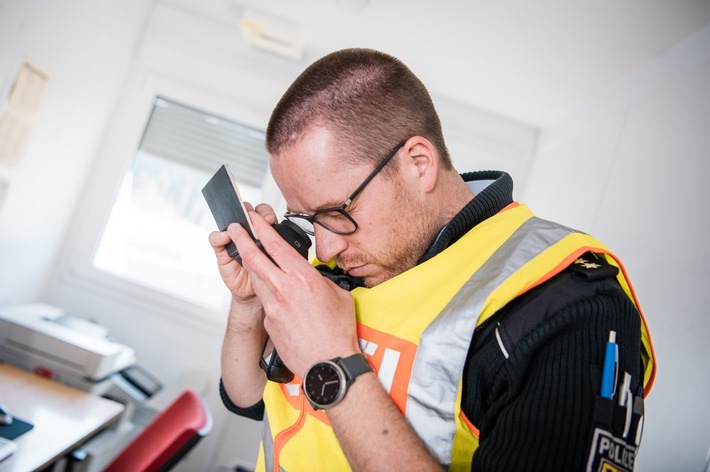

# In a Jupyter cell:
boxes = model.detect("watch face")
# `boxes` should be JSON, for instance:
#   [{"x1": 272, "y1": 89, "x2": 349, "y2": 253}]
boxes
[{"x1": 304, "y1": 361, "x2": 344, "y2": 408}]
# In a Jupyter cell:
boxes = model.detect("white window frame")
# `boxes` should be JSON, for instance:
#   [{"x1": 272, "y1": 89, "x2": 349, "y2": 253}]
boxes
[{"x1": 51, "y1": 70, "x2": 284, "y2": 326}]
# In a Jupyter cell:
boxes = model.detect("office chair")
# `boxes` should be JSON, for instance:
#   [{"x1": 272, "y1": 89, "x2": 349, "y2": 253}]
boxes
[{"x1": 103, "y1": 389, "x2": 212, "y2": 472}]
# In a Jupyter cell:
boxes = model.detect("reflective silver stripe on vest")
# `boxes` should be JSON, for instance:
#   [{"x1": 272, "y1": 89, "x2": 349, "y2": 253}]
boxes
[
  {"x1": 262, "y1": 409, "x2": 289, "y2": 472},
  {"x1": 263, "y1": 409, "x2": 275, "y2": 472},
  {"x1": 407, "y1": 217, "x2": 576, "y2": 466}
]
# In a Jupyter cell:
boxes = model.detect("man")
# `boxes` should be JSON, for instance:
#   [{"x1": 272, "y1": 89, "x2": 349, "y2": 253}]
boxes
[{"x1": 210, "y1": 48, "x2": 656, "y2": 471}]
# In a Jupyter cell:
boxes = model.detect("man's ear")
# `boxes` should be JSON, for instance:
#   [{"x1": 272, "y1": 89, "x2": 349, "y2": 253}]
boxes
[{"x1": 404, "y1": 137, "x2": 438, "y2": 192}]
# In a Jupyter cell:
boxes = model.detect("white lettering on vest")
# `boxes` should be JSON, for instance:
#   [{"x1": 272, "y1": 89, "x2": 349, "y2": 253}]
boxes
[
  {"x1": 359, "y1": 336, "x2": 405, "y2": 396},
  {"x1": 285, "y1": 383, "x2": 300, "y2": 397},
  {"x1": 379, "y1": 348, "x2": 401, "y2": 395},
  {"x1": 359, "y1": 339, "x2": 379, "y2": 356}
]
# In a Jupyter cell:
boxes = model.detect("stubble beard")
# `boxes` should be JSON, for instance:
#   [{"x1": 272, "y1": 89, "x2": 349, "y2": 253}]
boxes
[{"x1": 358, "y1": 186, "x2": 439, "y2": 287}]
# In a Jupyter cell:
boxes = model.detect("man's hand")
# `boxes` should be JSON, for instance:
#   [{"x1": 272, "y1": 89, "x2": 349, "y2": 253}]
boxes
[
  {"x1": 232, "y1": 209, "x2": 360, "y2": 378},
  {"x1": 208, "y1": 203, "x2": 279, "y2": 318}
]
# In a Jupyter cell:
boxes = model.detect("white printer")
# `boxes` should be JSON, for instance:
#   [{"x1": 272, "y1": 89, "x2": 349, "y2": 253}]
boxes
[
  {"x1": 0, "y1": 303, "x2": 160, "y2": 400},
  {"x1": 0, "y1": 303, "x2": 165, "y2": 471}
]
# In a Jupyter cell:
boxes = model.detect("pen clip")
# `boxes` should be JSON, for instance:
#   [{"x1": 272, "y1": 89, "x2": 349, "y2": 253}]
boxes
[{"x1": 618, "y1": 372, "x2": 633, "y2": 438}]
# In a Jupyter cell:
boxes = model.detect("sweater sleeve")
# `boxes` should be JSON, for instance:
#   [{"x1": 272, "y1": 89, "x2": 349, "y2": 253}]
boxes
[
  {"x1": 463, "y1": 271, "x2": 643, "y2": 471},
  {"x1": 219, "y1": 377, "x2": 265, "y2": 421}
]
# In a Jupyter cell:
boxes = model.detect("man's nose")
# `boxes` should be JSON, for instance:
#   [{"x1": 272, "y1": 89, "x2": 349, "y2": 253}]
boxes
[{"x1": 313, "y1": 224, "x2": 348, "y2": 263}]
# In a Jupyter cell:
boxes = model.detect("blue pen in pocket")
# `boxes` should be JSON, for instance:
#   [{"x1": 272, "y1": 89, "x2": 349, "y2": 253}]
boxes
[{"x1": 600, "y1": 330, "x2": 618, "y2": 399}]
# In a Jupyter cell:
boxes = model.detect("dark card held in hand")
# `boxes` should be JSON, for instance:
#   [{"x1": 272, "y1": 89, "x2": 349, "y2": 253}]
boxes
[{"x1": 202, "y1": 164, "x2": 258, "y2": 261}]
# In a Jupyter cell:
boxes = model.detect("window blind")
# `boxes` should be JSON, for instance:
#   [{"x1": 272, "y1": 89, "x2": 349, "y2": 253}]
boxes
[{"x1": 139, "y1": 96, "x2": 268, "y2": 188}]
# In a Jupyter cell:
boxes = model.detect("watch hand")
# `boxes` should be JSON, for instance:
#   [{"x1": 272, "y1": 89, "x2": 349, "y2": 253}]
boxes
[{"x1": 321, "y1": 379, "x2": 339, "y2": 396}]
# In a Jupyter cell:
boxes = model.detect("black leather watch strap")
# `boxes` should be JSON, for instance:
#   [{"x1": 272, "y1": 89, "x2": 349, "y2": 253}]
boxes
[{"x1": 339, "y1": 353, "x2": 373, "y2": 386}]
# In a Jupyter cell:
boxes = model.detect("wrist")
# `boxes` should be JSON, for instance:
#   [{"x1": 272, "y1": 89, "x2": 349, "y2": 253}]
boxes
[
  {"x1": 302, "y1": 353, "x2": 373, "y2": 410},
  {"x1": 226, "y1": 296, "x2": 264, "y2": 333}
]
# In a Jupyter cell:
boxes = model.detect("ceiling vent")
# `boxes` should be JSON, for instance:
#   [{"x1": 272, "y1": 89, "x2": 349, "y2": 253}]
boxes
[{"x1": 239, "y1": 7, "x2": 305, "y2": 60}]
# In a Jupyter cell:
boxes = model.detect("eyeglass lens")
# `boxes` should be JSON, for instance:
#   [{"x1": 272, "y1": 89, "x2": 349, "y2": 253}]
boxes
[{"x1": 287, "y1": 209, "x2": 356, "y2": 235}]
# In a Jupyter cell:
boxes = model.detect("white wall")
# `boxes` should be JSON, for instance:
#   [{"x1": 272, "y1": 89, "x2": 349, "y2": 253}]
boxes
[
  {"x1": 0, "y1": 0, "x2": 154, "y2": 302},
  {"x1": 521, "y1": 25, "x2": 710, "y2": 472}
]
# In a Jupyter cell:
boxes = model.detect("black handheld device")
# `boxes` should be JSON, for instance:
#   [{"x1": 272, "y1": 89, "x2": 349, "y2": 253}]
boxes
[
  {"x1": 201, "y1": 164, "x2": 311, "y2": 263},
  {"x1": 201, "y1": 164, "x2": 258, "y2": 261},
  {"x1": 202, "y1": 164, "x2": 312, "y2": 383}
]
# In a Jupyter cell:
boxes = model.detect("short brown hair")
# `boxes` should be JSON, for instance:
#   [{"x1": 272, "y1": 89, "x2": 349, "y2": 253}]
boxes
[{"x1": 266, "y1": 48, "x2": 452, "y2": 170}]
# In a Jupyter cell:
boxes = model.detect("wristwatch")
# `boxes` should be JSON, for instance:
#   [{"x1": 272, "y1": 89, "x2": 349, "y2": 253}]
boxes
[{"x1": 302, "y1": 353, "x2": 373, "y2": 410}]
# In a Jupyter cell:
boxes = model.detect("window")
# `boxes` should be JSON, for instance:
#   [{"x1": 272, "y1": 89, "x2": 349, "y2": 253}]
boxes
[{"x1": 92, "y1": 97, "x2": 269, "y2": 310}]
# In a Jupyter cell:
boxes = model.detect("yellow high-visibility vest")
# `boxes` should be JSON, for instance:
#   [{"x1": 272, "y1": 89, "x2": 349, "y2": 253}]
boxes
[{"x1": 256, "y1": 203, "x2": 656, "y2": 472}]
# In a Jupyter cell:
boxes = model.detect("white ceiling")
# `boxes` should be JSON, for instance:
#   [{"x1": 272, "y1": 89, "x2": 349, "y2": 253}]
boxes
[{"x1": 165, "y1": 0, "x2": 710, "y2": 129}]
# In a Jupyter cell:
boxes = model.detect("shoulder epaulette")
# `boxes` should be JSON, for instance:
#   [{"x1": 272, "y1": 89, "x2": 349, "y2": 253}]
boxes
[{"x1": 567, "y1": 252, "x2": 619, "y2": 281}]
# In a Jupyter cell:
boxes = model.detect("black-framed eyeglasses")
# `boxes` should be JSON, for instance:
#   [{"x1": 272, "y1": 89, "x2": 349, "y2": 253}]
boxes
[{"x1": 284, "y1": 141, "x2": 405, "y2": 236}]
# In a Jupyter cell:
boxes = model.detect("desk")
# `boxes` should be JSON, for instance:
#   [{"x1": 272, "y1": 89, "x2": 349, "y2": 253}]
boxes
[{"x1": 0, "y1": 363, "x2": 125, "y2": 471}]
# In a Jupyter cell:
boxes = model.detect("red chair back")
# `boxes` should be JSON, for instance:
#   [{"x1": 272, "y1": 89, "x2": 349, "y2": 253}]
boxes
[{"x1": 104, "y1": 389, "x2": 212, "y2": 472}]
